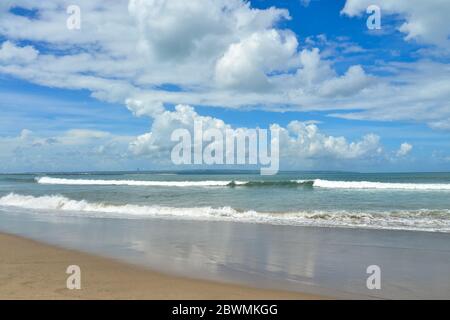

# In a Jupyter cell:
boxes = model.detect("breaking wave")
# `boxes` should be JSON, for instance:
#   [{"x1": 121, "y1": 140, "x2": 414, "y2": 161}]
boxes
[
  {"x1": 1, "y1": 193, "x2": 449, "y2": 232},
  {"x1": 228, "y1": 180, "x2": 314, "y2": 188},
  {"x1": 36, "y1": 176, "x2": 246, "y2": 187},
  {"x1": 311, "y1": 179, "x2": 450, "y2": 190},
  {"x1": 36, "y1": 176, "x2": 450, "y2": 190}
]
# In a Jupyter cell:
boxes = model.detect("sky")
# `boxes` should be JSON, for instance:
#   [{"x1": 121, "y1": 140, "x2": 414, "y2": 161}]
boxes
[{"x1": 0, "y1": 0, "x2": 449, "y2": 173}]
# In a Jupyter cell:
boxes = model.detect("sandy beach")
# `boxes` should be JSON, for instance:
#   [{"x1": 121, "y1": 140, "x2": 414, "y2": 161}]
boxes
[{"x1": 0, "y1": 232, "x2": 324, "y2": 300}]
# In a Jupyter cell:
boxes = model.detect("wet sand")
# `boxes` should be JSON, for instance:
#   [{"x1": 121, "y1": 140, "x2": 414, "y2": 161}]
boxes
[
  {"x1": 0, "y1": 232, "x2": 324, "y2": 300},
  {"x1": 1, "y1": 208, "x2": 449, "y2": 299}
]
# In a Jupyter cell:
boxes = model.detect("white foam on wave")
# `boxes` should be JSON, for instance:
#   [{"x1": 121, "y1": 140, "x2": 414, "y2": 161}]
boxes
[
  {"x1": 36, "y1": 176, "x2": 450, "y2": 191},
  {"x1": 1, "y1": 193, "x2": 449, "y2": 232},
  {"x1": 36, "y1": 176, "x2": 247, "y2": 187},
  {"x1": 310, "y1": 179, "x2": 450, "y2": 190}
]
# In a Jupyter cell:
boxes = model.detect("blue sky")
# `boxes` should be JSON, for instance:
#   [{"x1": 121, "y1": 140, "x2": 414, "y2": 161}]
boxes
[{"x1": 0, "y1": 0, "x2": 449, "y2": 172}]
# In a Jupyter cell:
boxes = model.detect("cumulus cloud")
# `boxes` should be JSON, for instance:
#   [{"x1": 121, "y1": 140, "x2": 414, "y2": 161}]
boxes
[
  {"x1": 318, "y1": 65, "x2": 372, "y2": 97},
  {"x1": 125, "y1": 99, "x2": 165, "y2": 118},
  {"x1": 215, "y1": 29, "x2": 299, "y2": 91},
  {"x1": 279, "y1": 121, "x2": 381, "y2": 160},
  {"x1": 0, "y1": 0, "x2": 447, "y2": 146},
  {"x1": 129, "y1": 104, "x2": 230, "y2": 159},
  {"x1": 0, "y1": 0, "x2": 374, "y2": 109},
  {"x1": 0, "y1": 41, "x2": 38, "y2": 64},
  {"x1": 397, "y1": 142, "x2": 413, "y2": 157},
  {"x1": 294, "y1": 48, "x2": 334, "y2": 89},
  {"x1": 128, "y1": 102, "x2": 383, "y2": 169},
  {"x1": 0, "y1": 110, "x2": 421, "y2": 172},
  {"x1": 128, "y1": 0, "x2": 290, "y2": 60}
]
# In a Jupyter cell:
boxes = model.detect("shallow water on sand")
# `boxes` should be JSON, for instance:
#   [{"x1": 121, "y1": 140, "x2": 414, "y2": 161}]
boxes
[{"x1": 0, "y1": 208, "x2": 449, "y2": 299}]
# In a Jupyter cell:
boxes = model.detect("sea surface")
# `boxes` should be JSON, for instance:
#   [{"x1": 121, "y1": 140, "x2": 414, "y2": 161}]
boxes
[
  {"x1": 0, "y1": 171, "x2": 449, "y2": 299},
  {"x1": 1, "y1": 171, "x2": 450, "y2": 232}
]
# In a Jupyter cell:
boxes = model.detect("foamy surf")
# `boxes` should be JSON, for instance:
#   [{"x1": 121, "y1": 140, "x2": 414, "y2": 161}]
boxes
[
  {"x1": 35, "y1": 176, "x2": 450, "y2": 190},
  {"x1": 36, "y1": 176, "x2": 247, "y2": 187},
  {"x1": 1, "y1": 193, "x2": 449, "y2": 232},
  {"x1": 311, "y1": 179, "x2": 450, "y2": 190}
]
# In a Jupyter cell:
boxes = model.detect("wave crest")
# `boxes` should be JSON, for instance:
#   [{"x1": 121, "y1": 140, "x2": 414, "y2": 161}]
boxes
[
  {"x1": 312, "y1": 179, "x2": 450, "y2": 190},
  {"x1": 1, "y1": 193, "x2": 449, "y2": 232},
  {"x1": 35, "y1": 176, "x2": 450, "y2": 190},
  {"x1": 36, "y1": 177, "x2": 245, "y2": 187}
]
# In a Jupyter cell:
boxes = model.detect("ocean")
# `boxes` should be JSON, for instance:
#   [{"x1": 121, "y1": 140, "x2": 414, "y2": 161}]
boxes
[
  {"x1": 0, "y1": 171, "x2": 449, "y2": 298},
  {"x1": 1, "y1": 171, "x2": 450, "y2": 232}
]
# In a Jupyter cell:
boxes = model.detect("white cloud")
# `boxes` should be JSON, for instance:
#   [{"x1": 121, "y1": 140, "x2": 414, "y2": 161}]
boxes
[
  {"x1": 329, "y1": 60, "x2": 450, "y2": 130},
  {"x1": 128, "y1": 102, "x2": 383, "y2": 168},
  {"x1": 0, "y1": 0, "x2": 447, "y2": 133},
  {"x1": 397, "y1": 142, "x2": 413, "y2": 157},
  {"x1": 0, "y1": 41, "x2": 38, "y2": 64},
  {"x1": 128, "y1": 0, "x2": 289, "y2": 61},
  {"x1": 129, "y1": 132, "x2": 155, "y2": 156},
  {"x1": 126, "y1": 99, "x2": 164, "y2": 118},
  {"x1": 318, "y1": 65, "x2": 372, "y2": 97},
  {"x1": 19, "y1": 129, "x2": 33, "y2": 141},
  {"x1": 342, "y1": 0, "x2": 450, "y2": 48},
  {"x1": 215, "y1": 30, "x2": 299, "y2": 91},
  {"x1": 295, "y1": 48, "x2": 334, "y2": 86},
  {"x1": 129, "y1": 104, "x2": 230, "y2": 160},
  {"x1": 0, "y1": 1, "x2": 373, "y2": 109},
  {"x1": 283, "y1": 121, "x2": 381, "y2": 159}
]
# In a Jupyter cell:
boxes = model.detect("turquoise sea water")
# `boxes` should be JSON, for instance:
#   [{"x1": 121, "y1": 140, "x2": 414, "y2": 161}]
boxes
[{"x1": 1, "y1": 171, "x2": 450, "y2": 232}]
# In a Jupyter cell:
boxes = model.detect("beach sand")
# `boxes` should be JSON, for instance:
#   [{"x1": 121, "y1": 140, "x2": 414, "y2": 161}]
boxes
[{"x1": 0, "y1": 232, "x2": 324, "y2": 300}]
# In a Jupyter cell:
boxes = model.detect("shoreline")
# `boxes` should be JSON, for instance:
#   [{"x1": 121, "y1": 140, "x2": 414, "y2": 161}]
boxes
[{"x1": 0, "y1": 232, "x2": 326, "y2": 300}]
